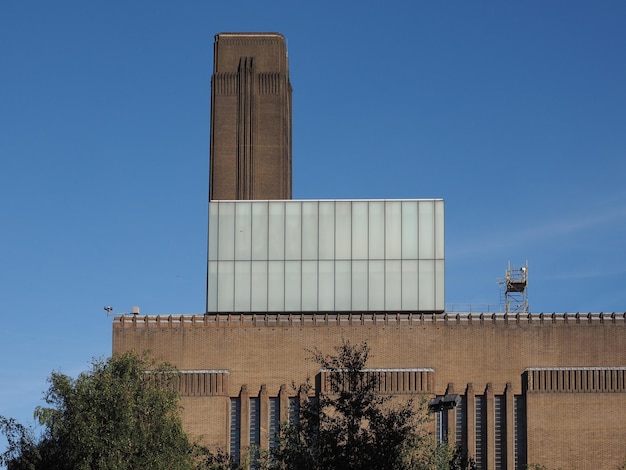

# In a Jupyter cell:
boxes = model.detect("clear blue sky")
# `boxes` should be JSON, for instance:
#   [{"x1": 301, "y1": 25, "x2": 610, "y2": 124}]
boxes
[{"x1": 1, "y1": 0, "x2": 625, "y2": 448}]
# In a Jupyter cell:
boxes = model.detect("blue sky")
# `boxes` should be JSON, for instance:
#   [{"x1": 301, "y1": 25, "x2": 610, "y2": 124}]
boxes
[{"x1": 1, "y1": 0, "x2": 625, "y2": 448}]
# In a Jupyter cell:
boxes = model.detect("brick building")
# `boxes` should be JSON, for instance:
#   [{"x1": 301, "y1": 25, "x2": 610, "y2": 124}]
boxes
[{"x1": 113, "y1": 33, "x2": 626, "y2": 470}]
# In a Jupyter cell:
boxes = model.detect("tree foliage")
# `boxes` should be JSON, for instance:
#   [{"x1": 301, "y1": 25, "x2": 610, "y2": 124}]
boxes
[
  {"x1": 0, "y1": 416, "x2": 41, "y2": 470},
  {"x1": 2, "y1": 346, "x2": 476, "y2": 470},
  {"x1": 1, "y1": 352, "x2": 196, "y2": 470},
  {"x1": 267, "y1": 339, "x2": 473, "y2": 470}
]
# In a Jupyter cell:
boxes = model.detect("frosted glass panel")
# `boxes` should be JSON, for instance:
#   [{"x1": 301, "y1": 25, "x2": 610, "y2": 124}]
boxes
[
  {"x1": 208, "y1": 204, "x2": 219, "y2": 260},
  {"x1": 301, "y1": 260, "x2": 318, "y2": 311},
  {"x1": 436, "y1": 259, "x2": 445, "y2": 311},
  {"x1": 385, "y1": 202, "x2": 402, "y2": 260},
  {"x1": 301, "y1": 201, "x2": 318, "y2": 260},
  {"x1": 268, "y1": 261, "x2": 284, "y2": 311},
  {"x1": 335, "y1": 261, "x2": 351, "y2": 310},
  {"x1": 435, "y1": 200, "x2": 445, "y2": 260},
  {"x1": 285, "y1": 202, "x2": 301, "y2": 260},
  {"x1": 335, "y1": 202, "x2": 352, "y2": 260},
  {"x1": 401, "y1": 260, "x2": 418, "y2": 310},
  {"x1": 251, "y1": 261, "x2": 268, "y2": 311},
  {"x1": 401, "y1": 202, "x2": 418, "y2": 259},
  {"x1": 352, "y1": 260, "x2": 368, "y2": 310},
  {"x1": 207, "y1": 261, "x2": 218, "y2": 311},
  {"x1": 419, "y1": 201, "x2": 435, "y2": 259},
  {"x1": 352, "y1": 202, "x2": 368, "y2": 260},
  {"x1": 234, "y1": 261, "x2": 251, "y2": 311},
  {"x1": 318, "y1": 261, "x2": 334, "y2": 311},
  {"x1": 268, "y1": 202, "x2": 285, "y2": 260},
  {"x1": 369, "y1": 202, "x2": 384, "y2": 259},
  {"x1": 235, "y1": 203, "x2": 252, "y2": 261},
  {"x1": 318, "y1": 202, "x2": 335, "y2": 260},
  {"x1": 369, "y1": 260, "x2": 384, "y2": 310},
  {"x1": 418, "y1": 260, "x2": 435, "y2": 311},
  {"x1": 284, "y1": 261, "x2": 301, "y2": 311},
  {"x1": 217, "y1": 261, "x2": 234, "y2": 311},
  {"x1": 385, "y1": 260, "x2": 402, "y2": 310},
  {"x1": 207, "y1": 199, "x2": 444, "y2": 313},
  {"x1": 251, "y1": 202, "x2": 269, "y2": 260},
  {"x1": 218, "y1": 203, "x2": 235, "y2": 260}
]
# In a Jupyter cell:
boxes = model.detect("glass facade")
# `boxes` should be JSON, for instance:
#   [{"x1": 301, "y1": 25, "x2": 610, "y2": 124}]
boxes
[{"x1": 207, "y1": 199, "x2": 444, "y2": 312}]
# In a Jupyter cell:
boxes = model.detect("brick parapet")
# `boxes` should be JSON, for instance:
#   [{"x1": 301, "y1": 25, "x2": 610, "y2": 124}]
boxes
[
  {"x1": 113, "y1": 312, "x2": 626, "y2": 398},
  {"x1": 113, "y1": 311, "x2": 626, "y2": 329}
]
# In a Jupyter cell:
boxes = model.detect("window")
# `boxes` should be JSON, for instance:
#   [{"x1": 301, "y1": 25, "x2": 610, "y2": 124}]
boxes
[
  {"x1": 494, "y1": 395, "x2": 505, "y2": 470},
  {"x1": 514, "y1": 395, "x2": 526, "y2": 470},
  {"x1": 474, "y1": 396, "x2": 486, "y2": 470},
  {"x1": 229, "y1": 398, "x2": 241, "y2": 463},
  {"x1": 269, "y1": 397, "x2": 280, "y2": 449},
  {"x1": 250, "y1": 398, "x2": 260, "y2": 469}
]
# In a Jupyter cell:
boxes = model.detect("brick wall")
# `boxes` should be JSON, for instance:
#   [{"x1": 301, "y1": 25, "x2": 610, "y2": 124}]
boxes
[{"x1": 113, "y1": 312, "x2": 626, "y2": 469}]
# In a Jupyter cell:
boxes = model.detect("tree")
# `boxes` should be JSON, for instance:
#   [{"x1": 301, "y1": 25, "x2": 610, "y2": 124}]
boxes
[
  {"x1": 268, "y1": 340, "x2": 472, "y2": 470},
  {"x1": 1, "y1": 352, "x2": 196, "y2": 470},
  {"x1": 0, "y1": 416, "x2": 41, "y2": 470}
]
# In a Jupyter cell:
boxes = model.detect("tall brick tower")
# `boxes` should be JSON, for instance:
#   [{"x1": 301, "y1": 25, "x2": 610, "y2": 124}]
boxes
[{"x1": 209, "y1": 33, "x2": 292, "y2": 200}]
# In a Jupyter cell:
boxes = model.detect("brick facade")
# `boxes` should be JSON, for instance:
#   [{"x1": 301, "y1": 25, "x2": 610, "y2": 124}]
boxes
[{"x1": 113, "y1": 312, "x2": 626, "y2": 469}]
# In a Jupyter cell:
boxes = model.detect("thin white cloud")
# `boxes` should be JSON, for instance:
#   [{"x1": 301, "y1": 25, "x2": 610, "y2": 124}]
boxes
[
  {"x1": 535, "y1": 266, "x2": 626, "y2": 282},
  {"x1": 448, "y1": 201, "x2": 626, "y2": 258}
]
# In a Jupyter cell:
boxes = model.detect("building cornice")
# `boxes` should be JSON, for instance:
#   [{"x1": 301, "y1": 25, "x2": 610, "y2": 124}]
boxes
[{"x1": 113, "y1": 311, "x2": 626, "y2": 328}]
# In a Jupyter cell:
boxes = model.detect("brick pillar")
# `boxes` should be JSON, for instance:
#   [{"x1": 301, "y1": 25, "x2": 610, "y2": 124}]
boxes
[
  {"x1": 446, "y1": 383, "x2": 456, "y2": 445},
  {"x1": 466, "y1": 383, "x2": 476, "y2": 460},
  {"x1": 486, "y1": 383, "x2": 495, "y2": 470},
  {"x1": 298, "y1": 383, "x2": 308, "y2": 409},
  {"x1": 279, "y1": 384, "x2": 289, "y2": 423},
  {"x1": 428, "y1": 368, "x2": 435, "y2": 393},
  {"x1": 505, "y1": 382, "x2": 515, "y2": 470},
  {"x1": 222, "y1": 371, "x2": 229, "y2": 396},
  {"x1": 240, "y1": 385, "x2": 250, "y2": 453},
  {"x1": 259, "y1": 384, "x2": 269, "y2": 451}
]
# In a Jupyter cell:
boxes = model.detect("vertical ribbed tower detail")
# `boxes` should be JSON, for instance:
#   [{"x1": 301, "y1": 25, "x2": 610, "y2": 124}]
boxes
[{"x1": 237, "y1": 57, "x2": 254, "y2": 199}]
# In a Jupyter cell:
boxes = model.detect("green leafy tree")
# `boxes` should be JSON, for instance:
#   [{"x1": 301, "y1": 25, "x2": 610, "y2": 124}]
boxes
[
  {"x1": 1, "y1": 352, "x2": 196, "y2": 470},
  {"x1": 192, "y1": 446, "x2": 244, "y2": 470},
  {"x1": 268, "y1": 340, "x2": 473, "y2": 470},
  {"x1": 0, "y1": 416, "x2": 41, "y2": 470}
]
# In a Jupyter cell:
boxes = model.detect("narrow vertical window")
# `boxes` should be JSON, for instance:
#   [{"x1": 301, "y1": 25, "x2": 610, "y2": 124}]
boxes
[
  {"x1": 250, "y1": 397, "x2": 260, "y2": 446},
  {"x1": 475, "y1": 396, "x2": 486, "y2": 470},
  {"x1": 230, "y1": 398, "x2": 241, "y2": 463},
  {"x1": 435, "y1": 406, "x2": 448, "y2": 445},
  {"x1": 250, "y1": 397, "x2": 260, "y2": 469},
  {"x1": 494, "y1": 395, "x2": 505, "y2": 470},
  {"x1": 288, "y1": 397, "x2": 299, "y2": 426},
  {"x1": 455, "y1": 395, "x2": 466, "y2": 451},
  {"x1": 269, "y1": 397, "x2": 280, "y2": 449},
  {"x1": 514, "y1": 395, "x2": 527, "y2": 470}
]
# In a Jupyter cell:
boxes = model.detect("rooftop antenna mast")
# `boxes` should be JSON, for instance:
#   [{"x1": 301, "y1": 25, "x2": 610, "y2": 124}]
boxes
[{"x1": 498, "y1": 261, "x2": 529, "y2": 314}]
